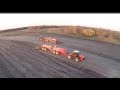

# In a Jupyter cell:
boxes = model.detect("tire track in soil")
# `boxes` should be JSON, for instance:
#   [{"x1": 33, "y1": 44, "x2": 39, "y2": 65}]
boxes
[
  {"x1": 9, "y1": 44, "x2": 87, "y2": 78},
  {"x1": 10, "y1": 40, "x2": 104, "y2": 78},
  {"x1": 0, "y1": 42, "x2": 56, "y2": 77},
  {"x1": 0, "y1": 41, "x2": 73, "y2": 78},
  {"x1": 0, "y1": 39, "x2": 104, "y2": 78},
  {"x1": 0, "y1": 49, "x2": 27, "y2": 78}
]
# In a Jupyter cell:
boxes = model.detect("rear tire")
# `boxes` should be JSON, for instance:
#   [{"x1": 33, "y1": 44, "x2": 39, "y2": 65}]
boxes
[
  {"x1": 68, "y1": 55, "x2": 71, "y2": 59},
  {"x1": 75, "y1": 58, "x2": 79, "y2": 61},
  {"x1": 56, "y1": 51, "x2": 59, "y2": 55},
  {"x1": 44, "y1": 48, "x2": 47, "y2": 51},
  {"x1": 41, "y1": 47, "x2": 44, "y2": 50},
  {"x1": 53, "y1": 50, "x2": 56, "y2": 54}
]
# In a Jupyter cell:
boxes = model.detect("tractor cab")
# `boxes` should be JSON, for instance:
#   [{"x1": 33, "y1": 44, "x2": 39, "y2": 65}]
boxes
[
  {"x1": 73, "y1": 50, "x2": 80, "y2": 53},
  {"x1": 68, "y1": 50, "x2": 81, "y2": 61},
  {"x1": 72, "y1": 50, "x2": 80, "y2": 57}
]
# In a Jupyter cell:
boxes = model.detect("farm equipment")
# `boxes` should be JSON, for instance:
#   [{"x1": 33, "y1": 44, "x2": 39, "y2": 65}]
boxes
[
  {"x1": 40, "y1": 44, "x2": 67, "y2": 56},
  {"x1": 36, "y1": 43, "x2": 85, "y2": 62},
  {"x1": 67, "y1": 50, "x2": 85, "y2": 61},
  {"x1": 38, "y1": 36, "x2": 57, "y2": 44}
]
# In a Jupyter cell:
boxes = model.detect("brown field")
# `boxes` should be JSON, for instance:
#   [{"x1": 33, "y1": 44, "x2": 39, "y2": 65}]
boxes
[{"x1": 0, "y1": 26, "x2": 120, "y2": 78}]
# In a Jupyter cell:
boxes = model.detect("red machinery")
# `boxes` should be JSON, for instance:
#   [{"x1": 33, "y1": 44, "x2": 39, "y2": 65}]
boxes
[
  {"x1": 38, "y1": 36, "x2": 57, "y2": 44},
  {"x1": 41, "y1": 44, "x2": 67, "y2": 56},
  {"x1": 67, "y1": 50, "x2": 85, "y2": 61},
  {"x1": 39, "y1": 44, "x2": 85, "y2": 62}
]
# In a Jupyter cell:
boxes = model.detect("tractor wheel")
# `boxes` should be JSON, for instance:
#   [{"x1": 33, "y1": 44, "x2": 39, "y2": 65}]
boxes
[
  {"x1": 75, "y1": 57, "x2": 79, "y2": 61},
  {"x1": 44, "y1": 48, "x2": 47, "y2": 51},
  {"x1": 53, "y1": 50, "x2": 56, "y2": 54},
  {"x1": 56, "y1": 51, "x2": 59, "y2": 55},
  {"x1": 41, "y1": 47, "x2": 44, "y2": 51},
  {"x1": 68, "y1": 55, "x2": 72, "y2": 59}
]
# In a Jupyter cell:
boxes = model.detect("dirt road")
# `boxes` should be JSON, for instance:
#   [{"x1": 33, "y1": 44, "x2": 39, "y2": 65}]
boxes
[{"x1": 0, "y1": 31, "x2": 120, "y2": 78}]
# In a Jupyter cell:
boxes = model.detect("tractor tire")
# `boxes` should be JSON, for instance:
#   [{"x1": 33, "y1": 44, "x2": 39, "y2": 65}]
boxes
[
  {"x1": 53, "y1": 50, "x2": 56, "y2": 54},
  {"x1": 44, "y1": 48, "x2": 47, "y2": 51},
  {"x1": 41, "y1": 47, "x2": 44, "y2": 51},
  {"x1": 68, "y1": 55, "x2": 72, "y2": 59},
  {"x1": 56, "y1": 51, "x2": 59, "y2": 55},
  {"x1": 75, "y1": 57, "x2": 79, "y2": 61}
]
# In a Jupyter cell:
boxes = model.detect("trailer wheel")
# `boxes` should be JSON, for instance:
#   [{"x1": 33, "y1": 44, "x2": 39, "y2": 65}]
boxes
[
  {"x1": 75, "y1": 58, "x2": 79, "y2": 61},
  {"x1": 41, "y1": 47, "x2": 44, "y2": 50},
  {"x1": 68, "y1": 55, "x2": 71, "y2": 59},
  {"x1": 44, "y1": 48, "x2": 47, "y2": 51},
  {"x1": 53, "y1": 50, "x2": 56, "y2": 54},
  {"x1": 56, "y1": 51, "x2": 59, "y2": 55}
]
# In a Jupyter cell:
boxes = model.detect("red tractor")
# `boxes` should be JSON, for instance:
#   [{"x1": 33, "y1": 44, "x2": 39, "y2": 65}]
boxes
[
  {"x1": 36, "y1": 43, "x2": 85, "y2": 62},
  {"x1": 67, "y1": 50, "x2": 85, "y2": 61}
]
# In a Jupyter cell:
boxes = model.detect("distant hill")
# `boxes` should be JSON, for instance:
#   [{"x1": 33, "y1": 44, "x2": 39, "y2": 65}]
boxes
[
  {"x1": 0, "y1": 27, "x2": 28, "y2": 33},
  {"x1": 27, "y1": 25, "x2": 120, "y2": 45},
  {"x1": 0, "y1": 25, "x2": 120, "y2": 45}
]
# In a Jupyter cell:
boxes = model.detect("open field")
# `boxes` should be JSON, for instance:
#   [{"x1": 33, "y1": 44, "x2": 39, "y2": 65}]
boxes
[{"x1": 0, "y1": 28, "x2": 120, "y2": 78}]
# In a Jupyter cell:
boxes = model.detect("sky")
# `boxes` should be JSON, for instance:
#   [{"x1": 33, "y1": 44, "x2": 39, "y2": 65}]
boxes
[{"x1": 0, "y1": 13, "x2": 120, "y2": 31}]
